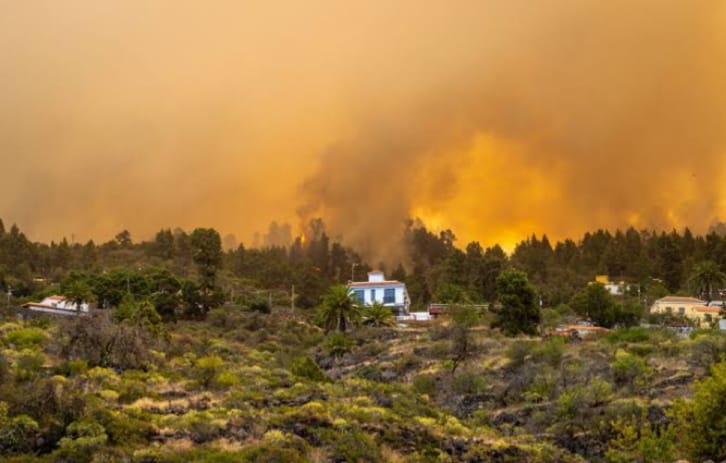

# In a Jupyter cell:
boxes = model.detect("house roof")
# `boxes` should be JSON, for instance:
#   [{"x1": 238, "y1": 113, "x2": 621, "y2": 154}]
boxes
[
  {"x1": 45, "y1": 295, "x2": 66, "y2": 301},
  {"x1": 655, "y1": 296, "x2": 705, "y2": 304},
  {"x1": 23, "y1": 303, "x2": 77, "y2": 311},
  {"x1": 348, "y1": 281, "x2": 404, "y2": 288}
]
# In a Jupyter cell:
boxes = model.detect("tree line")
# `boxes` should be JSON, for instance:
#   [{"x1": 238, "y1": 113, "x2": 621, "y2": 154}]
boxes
[{"x1": 1, "y1": 217, "x2": 726, "y2": 319}]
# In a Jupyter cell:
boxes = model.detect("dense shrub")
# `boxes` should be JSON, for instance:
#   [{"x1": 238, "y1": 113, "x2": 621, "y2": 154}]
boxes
[
  {"x1": 193, "y1": 355, "x2": 224, "y2": 388},
  {"x1": 605, "y1": 327, "x2": 652, "y2": 344},
  {"x1": 55, "y1": 419, "x2": 108, "y2": 463},
  {"x1": 688, "y1": 331, "x2": 726, "y2": 369},
  {"x1": 290, "y1": 357, "x2": 329, "y2": 382},
  {"x1": 323, "y1": 333, "x2": 354, "y2": 358},
  {"x1": 0, "y1": 403, "x2": 39, "y2": 454},
  {"x1": 452, "y1": 371, "x2": 486, "y2": 395},
  {"x1": 611, "y1": 351, "x2": 650, "y2": 389},
  {"x1": 606, "y1": 410, "x2": 675, "y2": 463},
  {"x1": 412, "y1": 374, "x2": 437, "y2": 395},
  {"x1": 4, "y1": 327, "x2": 46, "y2": 349},
  {"x1": 673, "y1": 361, "x2": 726, "y2": 461}
]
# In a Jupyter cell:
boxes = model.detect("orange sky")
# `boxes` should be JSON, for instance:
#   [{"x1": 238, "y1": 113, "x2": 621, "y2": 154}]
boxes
[{"x1": 1, "y1": 1, "x2": 725, "y2": 255}]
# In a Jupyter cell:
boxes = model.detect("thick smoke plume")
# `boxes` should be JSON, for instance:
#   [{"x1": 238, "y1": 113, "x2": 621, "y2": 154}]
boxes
[
  {"x1": 300, "y1": 1, "x2": 726, "y2": 257},
  {"x1": 1, "y1": 1, "x2": 725, "y2": 255}
]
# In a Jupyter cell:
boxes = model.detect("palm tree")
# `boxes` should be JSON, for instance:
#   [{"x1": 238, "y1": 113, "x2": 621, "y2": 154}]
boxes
[
  {"x1": 316, "y1": 285, "x2": 363, "y2": 333},
  {"x1": 63, "y1": 278, "x2": 96, "y2": 315},
  {"x1": 688, "y1": 260, "x2": 726, "y2": 302},
  {"x1": 363, "y1": 302, "x2": 396, "y2": 327}
]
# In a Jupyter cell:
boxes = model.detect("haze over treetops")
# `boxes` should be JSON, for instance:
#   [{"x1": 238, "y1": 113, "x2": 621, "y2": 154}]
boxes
[{"x1": 1, "y1": 1, "x2": 725, "y2": 254}]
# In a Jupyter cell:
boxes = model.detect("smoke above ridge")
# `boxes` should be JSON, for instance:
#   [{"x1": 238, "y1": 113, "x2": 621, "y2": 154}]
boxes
[
  {"x1": 299, "y1": 1, "x2": 726, "y2": 259},
  {"x1": 1, "y1": 1, "x2": 725, "y2": 256}
]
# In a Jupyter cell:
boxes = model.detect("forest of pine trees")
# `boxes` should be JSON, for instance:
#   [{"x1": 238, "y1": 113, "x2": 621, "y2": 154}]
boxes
[{"x1": 1, "y1": 216, "x2": 725, "y2": 314}]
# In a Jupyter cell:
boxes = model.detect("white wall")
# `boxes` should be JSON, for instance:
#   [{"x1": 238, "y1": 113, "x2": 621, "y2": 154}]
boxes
[{"x1": 351, "y1": 285, "x2": 406, "y2": 305}]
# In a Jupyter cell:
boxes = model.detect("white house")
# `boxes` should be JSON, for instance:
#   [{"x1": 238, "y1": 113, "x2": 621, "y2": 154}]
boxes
[
  {"x1": 22, "y1": 295, "x2": 90, "y2": 316},
  {"x1": 593, "y1": 275, "x2": 629, "y2": 296},
  {"x1": 348, "y1": 271, "x2": 410, "y2": 315}
]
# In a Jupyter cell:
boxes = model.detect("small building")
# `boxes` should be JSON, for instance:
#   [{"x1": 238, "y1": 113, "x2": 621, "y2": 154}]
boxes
[
  {"x1": 22, "y1": 295, "x2": 90, "y2": 316},
  {"x1": 348, "y1": 271, "x2": 410, "y2": 315},
  {"x1": 650, "y1": 296, "x2": 724, "y2": 327},
  {"x1": 593, "y1": 275, "x2": 629, "y2": 296},
  {"x1": 650, "y1": 296, "x2": 707, "y2": 317},
  {"x1": 690, "y1": 305, "x2": 723, "y2": 326}
]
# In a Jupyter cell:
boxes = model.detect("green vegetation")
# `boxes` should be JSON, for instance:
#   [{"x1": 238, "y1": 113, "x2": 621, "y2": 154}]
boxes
[
  {"x1": 492, "y1": 269, "x2": 540, "y2": 336},
  {"x1": 316, "y1": 285, "x2": 363, "y2": 333},
  {"x1": 1, "y1": 218, "x2": 726, "y2": 461}
]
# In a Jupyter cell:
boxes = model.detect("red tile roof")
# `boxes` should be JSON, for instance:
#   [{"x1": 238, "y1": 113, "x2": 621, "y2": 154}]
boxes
[{"x1": 694, "y1": 306, "x2": 722, "y2": 314}]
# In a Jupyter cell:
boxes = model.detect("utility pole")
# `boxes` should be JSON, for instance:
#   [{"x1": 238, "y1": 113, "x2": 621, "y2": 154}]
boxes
[
  {"x1": 291, "y1": 285, "x2": 296, "y2": 311},
  {"x1": 6, "y1": 286, "x2": 11, "y2": 308},
  {"x1": 351, "y1": 262, "x2": 359, "y2": 282}
]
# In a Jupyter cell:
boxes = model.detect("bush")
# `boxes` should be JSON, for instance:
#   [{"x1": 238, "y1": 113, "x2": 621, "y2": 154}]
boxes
[
  {"x1": 193, "y1": 355, "x2": 224, "y2": 388},
  {"x1": 316, "y1": 428, "x2": 380, "y2": 462},
  {"x1": 290, "y1": 357, "x2": 329, "y2": 382},
  {"x1": 183, "y1": 411, "x2": 225, "y2": 444},
  {"x1": 688, "y1": 332, "x2": 726, "y2": 369},
  {"x1": 606, "y1": 410, "x2": 675, "y2": 463},
  {"x1": 452, "y1": 372, "x2": 486, "y2": 395},
  {"x1": 4, "y1": 328, "x2": 46, "y2": 349},
  {"x1": 0, "y1": 403, "x2": 39, "y2": 454},
  {"x1": 55, "y1": 419, "x2": 108, "y2": 463},
  {"x1": 356, "y1": 365, "x2": 385, "y2": 382},
  {"x1": 605, "y1": 327, "x2": 652, "y2": 344},
  {"x1": 323, "y1": 333, "x2": 353, "y2": 359},
  {"x1": 506, "y1": 340, "x2": 537, "y2": 368},
  {"x1": 673, "y1": 361, "x2": 726, "y2": 461},
  {"x1": 412, "y1": 374, "x2": 437, "y2": 395},
  {"x1": 14, "y1": 351, "x2": 45, "y2": 381},
  {"x1": 611, "y1": 351, "x2": 650, "y2": 389},
  {"x1": 55, "y1": 359, "x2": 89, "y2": 377},
  {"x1": 534, "y1": 337, "x2": 566, "y2": 367}
]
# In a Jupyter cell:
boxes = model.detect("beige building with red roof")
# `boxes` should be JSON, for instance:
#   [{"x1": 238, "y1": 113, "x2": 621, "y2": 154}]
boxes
[{"x1": 650, "y1": 296, "x2": 722, "y2": 326}]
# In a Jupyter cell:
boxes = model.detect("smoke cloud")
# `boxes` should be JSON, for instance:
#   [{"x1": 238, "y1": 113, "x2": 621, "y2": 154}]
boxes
[{"x1": 1, "y1": 1, "x2": 725, "y2": 255}]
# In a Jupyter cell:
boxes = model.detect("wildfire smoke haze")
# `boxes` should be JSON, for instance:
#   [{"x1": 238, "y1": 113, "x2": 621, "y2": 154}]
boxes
[{"x1": 1, "y1": 1, "x2": 725, "y2": 254}]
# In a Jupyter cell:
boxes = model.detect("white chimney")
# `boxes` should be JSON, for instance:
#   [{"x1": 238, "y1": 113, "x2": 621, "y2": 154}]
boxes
[{"x1": 368, "y1": 271, "x2": 385, "y2": 283}]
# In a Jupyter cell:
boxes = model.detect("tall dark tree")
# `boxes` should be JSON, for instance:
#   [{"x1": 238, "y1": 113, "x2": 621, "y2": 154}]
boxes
[
  {"x1": 115, "y1": 230, "x2": 133, "y2": 248},
  {"x1": 570, "y1": 283, "x2": 617, "y2": 328},
  {"x1": 657, "y1": 231, "x2": 684, "y2": 291},
  {"x1": 688, "y1": 260, "x2": 726, "y2": 302},
  {"x1": 80, "y1": 240, "x2": 98, "y2": 270},
  {"x1": 492, "y1": 269, "x2": 540, "y2": 336},
  {"x1": 151, "y1": 229, "x2": 175, "y2": 260},
  {"x1": 190, "y1": 228, "x2": 223, "y2": 314}
]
